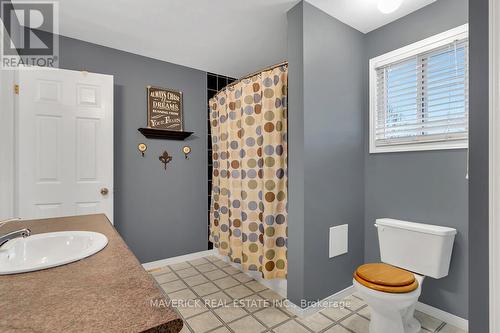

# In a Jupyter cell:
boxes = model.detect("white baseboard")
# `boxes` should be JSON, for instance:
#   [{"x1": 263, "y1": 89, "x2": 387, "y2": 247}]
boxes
[
  {"x1": 286, "y1": 285, "x2": 355, "y2": 318},
  {"x1": 142, "y1": 249, "x2": 217, "y2": 270},
  {"x1": 416, "y1": 301, "x2": 468, "y2": 331}
]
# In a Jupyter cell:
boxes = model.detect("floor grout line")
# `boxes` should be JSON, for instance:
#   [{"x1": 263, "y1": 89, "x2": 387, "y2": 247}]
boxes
[
  {"x1": 161, "y1": 258, "x2": 314, "y2": 333},
  {"x1": 177, "y1": 258, "x2": 292, "y2": 333},
  {"x1": 163, "y1": 259, "x2": 352, "y2": 333},
  {"x1": 173, "y1": 261, "x2": 236, "y2": 333},
  {"x1": 436, "y1": 321, "x2": 448, "y2": 332},
  {"x1": 170, "y1": 257, "x2": 298, "y2": 333}
]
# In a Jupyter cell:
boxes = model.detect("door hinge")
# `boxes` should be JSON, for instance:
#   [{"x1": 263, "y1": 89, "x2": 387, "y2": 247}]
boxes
[{"x1": 14, "y1": 84, "x2": 19, "y2": 95}]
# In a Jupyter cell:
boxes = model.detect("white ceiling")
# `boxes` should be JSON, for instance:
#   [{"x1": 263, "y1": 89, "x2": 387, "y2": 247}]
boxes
[
  {"x1": 53, "y1": 0, "x2": 437, "y2": 78},
  {"x1": 57, "y1": 0, "x2": 294, "y2": 78},
  {"x1": 306, "y1": 0, "x2": 436, "y2": 34}
]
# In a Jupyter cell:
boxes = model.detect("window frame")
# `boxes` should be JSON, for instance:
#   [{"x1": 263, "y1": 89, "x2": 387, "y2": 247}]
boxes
[{"x1": 369, "y1": 24, "x2": 469, "y2": 154}]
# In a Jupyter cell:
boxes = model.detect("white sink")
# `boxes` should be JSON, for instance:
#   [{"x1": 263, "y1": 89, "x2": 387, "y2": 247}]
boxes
[{"x1": 0, "y1": 231, "x2": 108, "y2": 275}]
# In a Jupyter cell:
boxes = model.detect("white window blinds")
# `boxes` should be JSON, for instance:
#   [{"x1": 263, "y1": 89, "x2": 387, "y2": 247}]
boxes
[{"x1": 374, "y1": 38, "x2": 468, "y2": 148}]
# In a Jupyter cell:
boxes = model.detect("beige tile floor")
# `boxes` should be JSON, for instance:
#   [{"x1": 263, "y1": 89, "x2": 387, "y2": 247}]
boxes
[{"x1": 149, "y1": 256, "x2": 466, "y2": 333}]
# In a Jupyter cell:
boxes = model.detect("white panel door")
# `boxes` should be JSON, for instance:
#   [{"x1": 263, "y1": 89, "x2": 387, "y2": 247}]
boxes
[{"x1": 16, "y1": 68, "x2": 113, "y2": 222}]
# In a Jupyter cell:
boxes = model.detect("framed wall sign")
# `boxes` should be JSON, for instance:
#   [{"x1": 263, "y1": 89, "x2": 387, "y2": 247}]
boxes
[{"x1": 147, "y1": 86, "x2": 183, "y2": 131}]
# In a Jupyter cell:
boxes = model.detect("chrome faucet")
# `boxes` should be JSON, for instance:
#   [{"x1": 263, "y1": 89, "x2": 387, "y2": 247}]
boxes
[{"x1": 0, "y1": 218, "x2": 31, "y2": 247}]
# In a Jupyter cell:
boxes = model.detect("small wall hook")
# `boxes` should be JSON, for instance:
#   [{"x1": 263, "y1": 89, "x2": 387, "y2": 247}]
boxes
[
  {"x1": 138, "y1": 143, "x2": 147, "y2": 157},
  {"x1": 159, "y1": 151, "x2": 173, "y2": 170},
  {"x1": 182, "y1": 146, "x2": 191, "y2": 159}
]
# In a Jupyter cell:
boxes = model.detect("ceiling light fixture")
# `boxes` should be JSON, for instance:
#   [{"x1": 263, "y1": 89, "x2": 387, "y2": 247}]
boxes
[{"x1": 377, "y1": 0, "x2": 403, "y2": 14}]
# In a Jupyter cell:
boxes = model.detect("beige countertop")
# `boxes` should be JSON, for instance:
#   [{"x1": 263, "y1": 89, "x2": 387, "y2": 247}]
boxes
[{"x1": 0, "y1": 214, "x2": 183, "y2": 333}]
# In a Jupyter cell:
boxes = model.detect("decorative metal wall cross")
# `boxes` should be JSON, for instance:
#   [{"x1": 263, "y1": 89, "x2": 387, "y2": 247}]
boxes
[{"x1": 159, "y1": 151, "x2": 173, "y2": 170}]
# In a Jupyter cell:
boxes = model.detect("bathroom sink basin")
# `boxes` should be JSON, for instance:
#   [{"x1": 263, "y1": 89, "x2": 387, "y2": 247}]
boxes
[{"x1": 0, "y1": 231, "x2": 108, "y2": 275}]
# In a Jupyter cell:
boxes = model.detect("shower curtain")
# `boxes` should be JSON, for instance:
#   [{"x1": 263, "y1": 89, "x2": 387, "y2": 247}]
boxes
[{"x1": 209, "y1": 64, "x2": 288, "y2": 279}]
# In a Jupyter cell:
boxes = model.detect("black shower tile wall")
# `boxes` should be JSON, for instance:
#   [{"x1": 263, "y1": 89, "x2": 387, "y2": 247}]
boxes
[
  {"x1": 206, "y1": 72, "x2": 236, "y2": 249},
  {"x1": 207, "y1": 74, "x2": 218, "y2": 90}
]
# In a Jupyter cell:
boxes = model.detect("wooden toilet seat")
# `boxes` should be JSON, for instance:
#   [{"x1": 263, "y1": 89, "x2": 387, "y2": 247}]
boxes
[{"x1": 353, "y1": 263, "x2": 419, "y2": 293}]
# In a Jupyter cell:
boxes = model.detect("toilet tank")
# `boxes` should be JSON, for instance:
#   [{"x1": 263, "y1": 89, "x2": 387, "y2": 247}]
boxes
[{"x1": 375, "y1": 218, "x2": 457, "y2": 279}]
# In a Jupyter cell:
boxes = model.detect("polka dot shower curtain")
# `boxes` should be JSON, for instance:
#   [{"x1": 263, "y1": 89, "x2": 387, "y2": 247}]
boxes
[{"x1": 209, "y1": 64, "x2": 288, "y2": 279}]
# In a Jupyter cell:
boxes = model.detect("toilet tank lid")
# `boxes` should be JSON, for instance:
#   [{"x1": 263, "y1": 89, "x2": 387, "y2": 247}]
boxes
[{"x1": 375, "y1": 218, "x2": 457, "y2": 236}]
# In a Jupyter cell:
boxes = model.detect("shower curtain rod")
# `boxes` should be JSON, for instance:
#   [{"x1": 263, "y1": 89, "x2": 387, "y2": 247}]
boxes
[{"x1": 213, "y1": 60, "x2": 288, "y2": 96}]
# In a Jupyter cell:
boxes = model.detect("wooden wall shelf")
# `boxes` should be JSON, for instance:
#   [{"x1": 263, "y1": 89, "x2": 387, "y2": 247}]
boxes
[{"x1": 138, "y1": 128, "x2": 194, "y2": 140}]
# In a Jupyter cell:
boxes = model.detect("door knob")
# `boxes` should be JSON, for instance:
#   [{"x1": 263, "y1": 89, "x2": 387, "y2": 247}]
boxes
[{"x1": 100, "y1": 188, "x2": 109, "y2": 195}]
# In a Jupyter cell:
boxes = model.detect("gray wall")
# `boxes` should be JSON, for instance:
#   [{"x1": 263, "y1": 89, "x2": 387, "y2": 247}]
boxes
[
  {"x1": 287, "y1": 2, "x2": 306, "y2": 306},
  {"x1": 287, "y1": 1, "x2": 365, "y2": 306},
  {"x1": 58, "y1": 35, "x2": 208, "y2": 263},
  {"x1": 469, "y1": 0, "x2": 490, "y2": 331},
  {"x1": 364, "y1": 0, "x2": 469, "y2": 319}
]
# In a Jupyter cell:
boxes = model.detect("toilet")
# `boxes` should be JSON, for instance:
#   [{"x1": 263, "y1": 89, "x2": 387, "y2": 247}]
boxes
[{"x1": 353, "y1": 218, "x2": 457, "y2": 333}]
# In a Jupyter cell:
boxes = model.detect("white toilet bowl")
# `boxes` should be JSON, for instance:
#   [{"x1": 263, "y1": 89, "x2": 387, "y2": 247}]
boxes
[{"x1": 353, "y1": 274, "x2": 424, "y2": 333}]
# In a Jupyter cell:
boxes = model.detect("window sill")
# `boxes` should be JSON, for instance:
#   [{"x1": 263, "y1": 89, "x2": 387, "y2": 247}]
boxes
[{"x1": 369, "y1": 140, "x2": 468, "y2": 154}]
